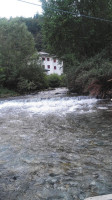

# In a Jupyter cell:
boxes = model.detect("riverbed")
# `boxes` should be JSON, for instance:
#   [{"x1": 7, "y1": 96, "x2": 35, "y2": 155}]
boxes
[{"x1": 0, "y1": 88, "x2": 112, "y2": 200}]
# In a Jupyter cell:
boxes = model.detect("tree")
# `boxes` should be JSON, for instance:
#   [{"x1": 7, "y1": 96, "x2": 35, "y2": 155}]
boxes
[
  {"x1": 18, "y1": 14, "x2": 43, "y2": 51},
  {"x1": 0, "y1": 18, "x2": 36, "y2": 88},
  {"x1": 41, "y1": 0, "x2": 112, "y2": 59},
  {"x1": 41, "y1": 0, "x2": 112, "y2": 97},
  {"x1": 0, "y1": 18, "x2": 48, "y2": 93}
]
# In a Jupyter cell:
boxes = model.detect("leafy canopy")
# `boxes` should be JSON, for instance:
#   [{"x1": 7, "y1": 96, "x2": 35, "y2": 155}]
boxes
[
  {"x1": 0, "y1": 18, "x2": 47, "y2": 93},
  {"x1": 41, "y1": 0, "x2": 112, "y2": 59}
]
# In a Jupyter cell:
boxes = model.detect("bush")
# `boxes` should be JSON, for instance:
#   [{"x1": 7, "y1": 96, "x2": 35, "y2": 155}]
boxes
[
  {"x1": 17, "y1": 77, "x2": 37, "y2": 93},
  {"x1": 47, "y1": 74, "x2": 61, "y2": 88},
  {"x1": 17, "y1": 61, "x2": 48, "y2": 93},
  {"x1": 0, "y1": 87, "x2": 18, "y2": 98},
  {"x1": 59, "y1": 74, "x2": 67, "y2": 87},
  {"x1": 67, "y1": 51, "x2": 112, "y2": 98},
  {"x1": 47, "y1": 74, "x2": 67, "y2": 88}
]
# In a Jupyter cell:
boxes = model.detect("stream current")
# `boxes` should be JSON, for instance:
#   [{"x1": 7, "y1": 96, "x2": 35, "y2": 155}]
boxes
[{"x1": 0, "y1": 88, "x2": 112, "y2": 200}]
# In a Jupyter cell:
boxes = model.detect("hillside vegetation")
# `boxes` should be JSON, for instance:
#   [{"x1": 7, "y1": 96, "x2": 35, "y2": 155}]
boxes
[
  {"x1": 41, "y1": 0, "x2": 112, "y2": 98},
  {"x1": 0, "y1": 0, "x2": 112, "y2": 98}
]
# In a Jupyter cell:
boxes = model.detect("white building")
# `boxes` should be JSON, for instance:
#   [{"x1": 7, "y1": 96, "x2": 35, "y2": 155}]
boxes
[{"x1": 39, "y1": 52, "x2": 63, "y2": 75}]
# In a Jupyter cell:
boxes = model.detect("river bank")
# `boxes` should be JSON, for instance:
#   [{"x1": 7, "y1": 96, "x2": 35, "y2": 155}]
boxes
[{"x1": 0, "y1": 86, "x2": 112, "y2": 100}]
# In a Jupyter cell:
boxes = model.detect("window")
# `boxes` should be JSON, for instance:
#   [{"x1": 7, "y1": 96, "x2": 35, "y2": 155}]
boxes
[
  {"x1": 47, "y1": 58, "x2": 50, "y2": 61},
  {"x1": 42, "y1": 65, "x2": 45, "y2": 69},
  {"x1": 47, "y1": 65, "x2": 50, "y2": 69},
  {"x1": 42, "y1": 57, "x2": 45, "y2": 61},
  {"x1": 54, "y1": 59, "x2": 56, "y2": 62},
  {"x1": 54, "y1": 66, "x2": 56, "y2": 70}
]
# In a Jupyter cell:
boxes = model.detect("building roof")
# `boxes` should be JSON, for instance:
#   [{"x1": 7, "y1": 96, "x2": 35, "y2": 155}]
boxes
[
  {"x1": 39, "y1": 52, "x2": 57, "y2": 58},
  {"x1": 39, "y1": 52, "x2": 49, "y2": 56}
]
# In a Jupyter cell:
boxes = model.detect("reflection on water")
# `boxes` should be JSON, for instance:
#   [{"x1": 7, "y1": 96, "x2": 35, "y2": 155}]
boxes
[{"x1": 0, "y1": 88, "x2": 112, "y2": 200}]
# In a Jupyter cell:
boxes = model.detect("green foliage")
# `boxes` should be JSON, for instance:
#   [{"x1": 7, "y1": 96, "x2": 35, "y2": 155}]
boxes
[
  {"x1": 47, "y1": 74, "x2": 61, "y2": 88},
  {"x1": 59, "y1": 74, "x2": 67, "y2": 87},
  {"x1": 41, "y1": 0, "x2": 112, "y2": 97},
  {"x1": 17, "y1": 58, "x2": 48, "y2": 93},
  {"x1": 0, "y1": 18, "x2": 36, "y2": 89},
  {"x1": 47, "y1": 74, "x2": 67, "y2": 88},
  {"x1": 0, "y1": 18, "x2": 48, "y2": 95},
  {"x1": 18, "y1": 15, "x2": 43, "y2": 51},
  {"x1": 17, "y1": 77, "x2": 37, "y2": 93},
  {"x1": 0, "y1": 4, "x2": 112, "y2": 98},
  {"x1": 67, "y1": 52, "x2": 112, "y2": 97},
  {"x1": 0, "y1": 87, "x2": 18, "y2": 98},
  {"x1": 41, "y1": 0, "x2": 112, "y2": 59},
  {"x1": 0, "y1": 67, "x2": 6, "y2": 85}
]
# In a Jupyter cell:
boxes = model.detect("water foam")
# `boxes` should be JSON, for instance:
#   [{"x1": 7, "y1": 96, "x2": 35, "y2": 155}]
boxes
[{"x1": 0, "y1": 97, "x2": 97, "y2": 115}]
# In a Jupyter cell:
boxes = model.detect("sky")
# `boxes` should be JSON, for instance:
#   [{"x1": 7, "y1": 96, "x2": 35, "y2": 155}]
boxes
[{"x1": 0, "y1": 0, "x2": 42, "y2": 18}]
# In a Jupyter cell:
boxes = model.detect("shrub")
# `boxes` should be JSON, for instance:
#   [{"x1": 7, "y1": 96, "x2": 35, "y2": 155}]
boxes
[
  {"x1": 47, "y1": 74, "x2": 67, "y2": 88},
  {"x1": 67, "y1": 51, "x2": 112, "y2": 98},
  {"x1": 0, "y1": 87, "x2": 18, "y2": 98},
  {"x1": 17, "y1": 59, "x2": 49, "y2": 93},
  {"x1": 17, "y1": 77, "x2": 37, "y2": 93},
  {"x1": 59, "y1": 74, "x2": 67, "y2": 87},
  {"x1": 47, "y1": 74, "x2": 61, "y2": 88}
]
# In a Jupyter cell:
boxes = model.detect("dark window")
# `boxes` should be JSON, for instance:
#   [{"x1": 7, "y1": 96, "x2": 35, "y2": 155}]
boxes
[
  {"x1": 48, "y1": 65, "x2": 50, "y2": 69},
  {"x1": 47, "y1": 58, "x2": 50, "y2": 61},
  {"x1": 42, "y1": 57, "x2": 45, "y2": 61},
  {"x1": 54, "y1": 59, "x2": 56, "y2": 62},
  {"x1": 42, "y1": 65, "x2": 45, "y2": 69},
  {"x1": 54, "y1": 66, "x2": 56, "y2": 70}
]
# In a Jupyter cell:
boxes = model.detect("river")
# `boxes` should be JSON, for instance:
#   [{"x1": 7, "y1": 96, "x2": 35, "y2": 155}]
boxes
[{"x1": 0, "y1": 88, "x2": 112, "y2": 200}]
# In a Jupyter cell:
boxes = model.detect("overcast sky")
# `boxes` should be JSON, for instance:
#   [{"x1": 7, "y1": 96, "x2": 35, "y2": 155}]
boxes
[{"x1": 0, "y1": 0, "x2": 42, "y2": 18}]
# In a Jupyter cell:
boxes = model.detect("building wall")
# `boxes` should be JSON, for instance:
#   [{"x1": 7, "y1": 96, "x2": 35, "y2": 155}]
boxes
[{"x1": 39, "y1": 52, "x2": 63, "y2": 75}]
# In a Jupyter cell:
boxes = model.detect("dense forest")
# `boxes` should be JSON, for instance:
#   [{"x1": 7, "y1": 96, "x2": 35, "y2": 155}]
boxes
[
  {"x1": 0, "y1": 0, "x2": 112, "y2": 98},
  {"x1": 41, "y1": 0, "x2": 112, "y2": 98}
]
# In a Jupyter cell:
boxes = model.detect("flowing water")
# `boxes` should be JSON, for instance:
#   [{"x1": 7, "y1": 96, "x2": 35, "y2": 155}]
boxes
[{"x1": 0, "y1": 88, "x2": 112, "y2": 200}]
